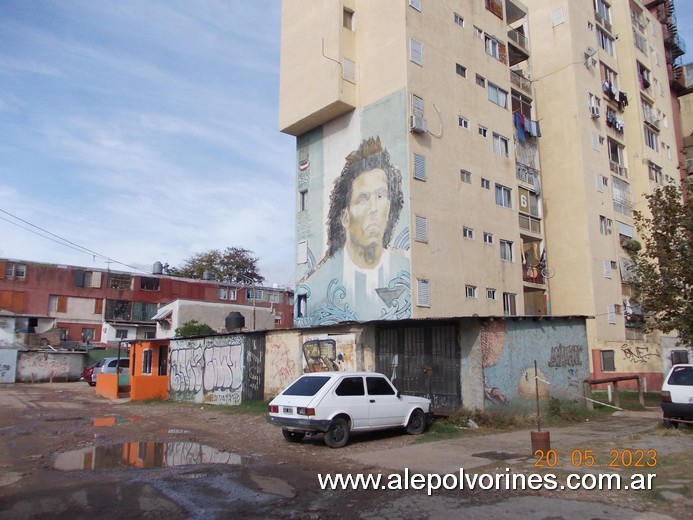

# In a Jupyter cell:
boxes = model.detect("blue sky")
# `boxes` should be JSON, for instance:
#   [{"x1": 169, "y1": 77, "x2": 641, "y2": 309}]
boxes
[
  {"x1": 0, "y1": 1, "x2": 296, "y2": 286},
  {"x1": 0, "y1": 1, "x2": 691, "y2": 288}
]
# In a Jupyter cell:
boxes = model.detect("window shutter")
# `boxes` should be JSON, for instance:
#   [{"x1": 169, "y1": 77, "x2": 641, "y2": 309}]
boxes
[
  {"x1": 92, "y1": 271, "x2": 102, "y2": 288},
  {"x1": 94, "y1": 299, "x2": 103, "y2": 315},
  {"x1": 417, "y1": 279, "x2": 430, "y2": 307},
  {"x1": 603, "y1": 259, "x2": 612, "y2": 278},
  {"x1": 415, "y1": 215, "x2": 428, "y2": 242},
  {"x1": 57, "y1": 295, "x2": 67, "y2": 313},
  {"x1": 410, "y1": 39, "x2": 423, "y2": 65},
  {"x1": 413, "y1": 154, "x2": 426, "y2": 180},
  {"x1": 73, "y1": 270, "x2": 85, "y2": 287},
  {"x1": 0, "y1": 261, "x2": 5, "y2": 280}
]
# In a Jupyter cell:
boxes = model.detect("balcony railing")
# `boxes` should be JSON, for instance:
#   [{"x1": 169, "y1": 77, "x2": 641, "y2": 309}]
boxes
[
  {"x1": 594, "y1": 11, "x2": 613, "y2": 33},
  {"x1": 516, "y1": 162, "x2": 540, "y2": 186},
  {"x1": 643, "y1": 110, "x2": 660, "y2": 129},
  {"x1": 633, "y1": 30, "x2": 648, "y2": 55},
  {"x1": 609, "y1": 161, "x2": 628, "y2": 179},
  {"x1": 522, "y1": 269, "x2": 545, "y2": 285},
  {"x1": 510, "y1": 70, "x2": 532, "y2": 95},
  {"x1": 507, "y1": 27, "x2": 528, "y2": 50}
]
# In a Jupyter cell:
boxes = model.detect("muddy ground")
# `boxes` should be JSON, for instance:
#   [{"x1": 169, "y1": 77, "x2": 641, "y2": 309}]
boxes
[{"x1": 0, "y1": 382, "x2": 691, "y2": 519}]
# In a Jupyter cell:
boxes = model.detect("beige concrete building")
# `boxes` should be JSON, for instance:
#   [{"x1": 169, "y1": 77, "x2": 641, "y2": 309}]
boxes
[{"x1": 278, "y1": 0, "x2": 685, "y2": 388}]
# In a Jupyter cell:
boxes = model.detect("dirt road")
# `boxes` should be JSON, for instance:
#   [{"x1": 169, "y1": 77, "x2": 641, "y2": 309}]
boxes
[{"x1": 0, "y1": 383, "x2": 690, "y2": 519}]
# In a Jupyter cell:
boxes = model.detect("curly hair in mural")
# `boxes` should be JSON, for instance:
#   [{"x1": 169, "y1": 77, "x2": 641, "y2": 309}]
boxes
[{"x1": 325, "y1": 136, "x2": 404, "y2": 259}]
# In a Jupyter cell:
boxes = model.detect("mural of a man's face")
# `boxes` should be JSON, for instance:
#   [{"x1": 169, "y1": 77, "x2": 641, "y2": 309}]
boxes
[{"x1": 340, "y1": 168, "x2": 390, "y2": 269}]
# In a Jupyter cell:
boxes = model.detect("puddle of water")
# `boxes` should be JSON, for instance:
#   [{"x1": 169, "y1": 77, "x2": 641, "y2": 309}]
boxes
[
  {"x1": 93, "y1": 416, "x2": 143, "y2": 427},
  {"x1": 54, "y1": 442, "x2": 242, "y2": 471}
]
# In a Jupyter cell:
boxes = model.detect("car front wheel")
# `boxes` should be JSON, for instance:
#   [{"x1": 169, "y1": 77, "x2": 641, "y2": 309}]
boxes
[
  {"x1": 282, "y1": 429, "x2": 305, "y2": 443},
  {"x1": 406, "y1": 409, "x2": 426, "y2": 435},
  {"x1": 324, "y1": 418, "x2": 350, "y2": 448}
]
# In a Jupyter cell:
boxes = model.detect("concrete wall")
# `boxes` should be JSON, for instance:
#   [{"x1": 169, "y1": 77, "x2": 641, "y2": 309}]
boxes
[
  {"x1": 0, "y1": 349, "x2": 18, "y2": 383},
  {"x1": 15, "y1": 351, "x2": 84, "y2": 382},
  {"x1": 169, "y1": 335, "x2": 245, "y2": 406},
  {"x1": 264, "y1": 330, "x2": 303, "y2": 399}
]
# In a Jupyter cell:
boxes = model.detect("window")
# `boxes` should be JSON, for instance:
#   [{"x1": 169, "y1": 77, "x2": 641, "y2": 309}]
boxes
[
  {"x1": 644, "y1": 126, "x2": 658, "y2": 151},
  {"x1": 465, "y1": 285, "x2": 477, "y2": 298},
  {"x1": 463, "y1": 227, "x2": 474, "y2": 239},
  {"x1": 502, "y1": 293, "x2": 517, "y2": 316},
  {"x1": 495, "y1": 184, "x2": 512, "y2": 208},
  {"x1": 410, "y1": 39, "x2": 423, "y2": 65},
  {"x1": 478, "y1": 126, "x2": 488, "y2": 137},
  {"x1": 473, "y1": 26, "x2": 483, "y2": 38},
  {"x1": 140, "y1": 277, "x2": 160, "y2": 291},
  {"x1": 476, "y1": 74, "x2": 486, "y2": 87},
  {"x1": 4, "y1": 262, "x2": 26, "y2": 280},
  {"x1": 269, "y1": 292, "x2": 281, "y2": 304},
  {"x1": 413, "y1": 153, "x2": 426, "y2": 181},
  {"x1": 49, "y1": 295, "x2": 68, "y2": 313},
  {"x1": 483, "y1": 232, "x2": 494, "y2": 244},
  {"x1": 299, "y1": 189, "x2": 308, "y2": 211},
  {"x1": 518, "y1": 188, "x2": 540, "y2": 217},
  {"x1": 454, "y1": 13, "x2": 464, "y2": 26},
  {"x1": 486, "y1": 288, "x2": 496, "y2": 300},
  {"x1": 409, "y1": 0, "x2": 421, "y2": 11},
  {"x1": 500, "y1": 240, "x2": 513, "y2": 261},
  {"x1": 415, "y1": 215, "x2": 428, "y2": 242},
  {"x1": 596, "y1": 173, "x2": 608, "y2": 192},
  {"x1": 367, "y1": 376, "x2": 396, "y2": 395},
  {"x1": 460, "y1": 169, "x2": 471, "y2": 183},
  {"x1": 596, "y1": 27, "x2": 614, "y2": 56},
  {"x1": 599, "y1": 215, "x2": 613, "y2": 235},
  {"x1": 343, "y1": 8, "x2": 355, "y2": 30},
  {"x1": 81, "y1": 328, "x2": 95, "y2": 341},
  {"x1": 601, "y1": 63, "x2": 618, "y2": 90},
  {"x1": 456, "y1": 63, "x2": 466, "y2": 77},
  {"x1": 417, "y1": 279, "x2": 430, "y2": 307},
  {"x1": 336, "y1": 377, "x2": 365, "y2": 396},
  {"x1": 648, "y1": 162, "x2": 663, "y2": 184},
  {"x1": 612, "y1": 177, "x2": 632, "y2": 216},
  {"x1": 458, "y1": 116, "x2": 469, "y2": 129},
  {"x1": 601, "y1": 350, "x2": 615, "y2": 371},
  {"x1": 485, "y1": 35, "x2": 500, "y2": 59},
  {"x1": 481, "y1": 178, "x2": 490, "y2": 189},
  {"x1": 492, "y1": 133, "x2": 509, "y2": 157},
  {"x1": 594, "y1": 0, "x2": 611, "y2": 25},
  {"x1": 342, "y1": 58, "x2": 355, "y2": 82},
  {"x1": 603, "y1": 259, "x2": 613, "y2": 278},
  {"x1": 607, "y1": 304, "x2": 617, "y2": 324},
  {"x1": 488, "y1": 83, "x2": 508, "y2": 108},
  {"x1": 247, "y1": 288, "x2": 264, "y2": 301},
  {"x1": 412, "y1": 94, "x2": 424, "y2": 118},
  {"x1": 218, "y1": 287, "x2": 237, "y2": 300}
]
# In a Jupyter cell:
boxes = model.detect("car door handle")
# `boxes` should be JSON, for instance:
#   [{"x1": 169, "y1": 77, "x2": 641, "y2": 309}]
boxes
[{"x1": 369, "y1": 399, "x2": 375, "y2": 403}]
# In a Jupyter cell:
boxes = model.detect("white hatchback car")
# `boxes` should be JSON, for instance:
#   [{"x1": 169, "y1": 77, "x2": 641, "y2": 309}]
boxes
[
  {"x1": 266, "y1": 371, "x2": 433, "y2": 448},
  {"x1": 661, "y1": 364, "x2": 693, "y2": 427}
]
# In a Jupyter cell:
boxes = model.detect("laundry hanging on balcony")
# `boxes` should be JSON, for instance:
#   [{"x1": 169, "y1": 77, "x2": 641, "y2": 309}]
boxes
[{"x1": 514, "y1": 112, "x2": 541, "y2": 140}]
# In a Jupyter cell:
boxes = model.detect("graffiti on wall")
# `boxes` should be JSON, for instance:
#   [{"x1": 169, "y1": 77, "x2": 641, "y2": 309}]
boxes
[
  {"x1": 621, "y1": 343, "x2": 660, "y2": 364},
  {"x1": 547, "y1": 344, "x2": 583, "y2": 367},
  {"x1": 302, "y1": 334, "x2": 355, "y2": 373},
  {"x1": 267, "y1": 340, "x2": 298, "y2": 391},
  {"x1": 169, "y1": 337, "x2": 243, "y2": 405}
]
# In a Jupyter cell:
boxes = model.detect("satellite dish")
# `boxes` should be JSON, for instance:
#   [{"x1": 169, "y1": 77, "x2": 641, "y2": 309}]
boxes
[{"x1": 585, "y1": 46, "x2": 596, "y2": 57}]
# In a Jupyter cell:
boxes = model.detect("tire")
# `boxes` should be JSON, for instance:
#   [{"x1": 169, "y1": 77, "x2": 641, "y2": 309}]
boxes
[
  {"x1": 282, "y1": 429, "x2": 305, "y2": 443},
  {"x1": 88, "y1": 382, "x2": 96, "y2": 387},
  {"x1": 406, "y1": 409, "x2": 426, "y2": 435},
  {"x1": 324, "y1": 418, "x2": 350, "y2": 448},
  {"x1": 663, "y1": 418, "x2": 679, "y2": 429}
]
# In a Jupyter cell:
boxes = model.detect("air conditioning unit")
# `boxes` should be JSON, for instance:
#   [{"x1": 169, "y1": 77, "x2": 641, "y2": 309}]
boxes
[
  {"x1": 589, "y1": 105, "x2": 600, "y2": 118},
  {"x1": 410, "y1": 115, "x2": 428, "y2": 134}
]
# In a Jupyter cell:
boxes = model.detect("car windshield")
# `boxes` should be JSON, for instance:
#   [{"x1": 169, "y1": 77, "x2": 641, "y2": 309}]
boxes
[
  {"x1": 668, "y1": 366, "x2": 693, "y2": 386},
  {"x1": 282, "y1": 376, "x2": 331, "y2": 396}
]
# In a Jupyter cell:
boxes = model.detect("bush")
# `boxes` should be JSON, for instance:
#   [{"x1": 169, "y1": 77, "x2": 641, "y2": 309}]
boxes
[{"x1": 447, "y1": 406, "x2": 520, "y2": 430}]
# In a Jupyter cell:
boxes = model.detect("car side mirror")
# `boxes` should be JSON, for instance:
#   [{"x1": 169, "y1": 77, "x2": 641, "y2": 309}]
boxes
[{"x1": 397, "y1": 391, "x2": 402, "y2": 399}]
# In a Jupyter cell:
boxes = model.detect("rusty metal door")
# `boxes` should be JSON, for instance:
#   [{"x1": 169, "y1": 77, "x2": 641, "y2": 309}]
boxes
[{"x1": 376, "y1": 323, "x2": 460, "y2": 411}]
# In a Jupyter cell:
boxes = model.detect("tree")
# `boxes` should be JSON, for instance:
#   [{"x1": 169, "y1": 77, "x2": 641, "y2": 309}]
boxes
[
  {"x1": 630, "y1": 180, "x2": 692, "y2": 345},
  {"x1": 163, "y1": 247, "x2": 264, "y2": 284},
  {"x1": 175, "y1": 320, "x2": 216, "y2": 338}
]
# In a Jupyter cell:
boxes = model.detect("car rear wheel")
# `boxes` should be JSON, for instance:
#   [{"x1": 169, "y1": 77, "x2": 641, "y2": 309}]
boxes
[
  {"x1": 88, "y1": 382, "x2": 96, "y2": 387},
  {"x1": 406, "y1": 409, "x2": 426, "y2": 435},
  {"x1": 282, "y1": 429, "x2": 305, "y2": 443},
  {"x1": 324, "y1": 418, "x2": 349, "y2": 448}
]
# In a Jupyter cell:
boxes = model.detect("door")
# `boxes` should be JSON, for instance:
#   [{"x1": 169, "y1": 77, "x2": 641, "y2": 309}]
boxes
[
  {"x1": 366, "y1": 375, "x2": 405, "y2": 427},
  {"x1": 332, "y1": 376, "x2": 369, "y2": 429}
]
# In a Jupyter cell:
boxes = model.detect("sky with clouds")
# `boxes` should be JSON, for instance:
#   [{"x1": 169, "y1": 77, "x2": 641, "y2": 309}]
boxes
[
  {"x1": 0, "y1": 1, "x2": 296, "y2": 287},
  {"x1": 0, "y1": 1, "x2": 691, "y2": 288}
]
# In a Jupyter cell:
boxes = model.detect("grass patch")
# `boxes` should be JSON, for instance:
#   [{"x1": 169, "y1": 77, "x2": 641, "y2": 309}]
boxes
[{"x1": 415, "y1": 421, "x2": 469, "y2": 443}]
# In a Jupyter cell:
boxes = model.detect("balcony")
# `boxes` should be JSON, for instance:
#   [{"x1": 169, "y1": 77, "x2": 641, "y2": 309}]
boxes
[
  {"x1": 519, "y1": 214, "x2": 542, "y2": 234},
  {"x1": 522, "y1": 269, "x2": 545, "y2": 285},
  {"x1": 609, "y1": 161, "x2": 628, "y2": 179},
  {"x1": 510, "y1": 70, "x2": 532, "y2": 95},
  {"x1": 507, "y1": 27, "x2": 530, "y2": 66},
  {"x1": 643, "y1": 110, "x2": 660, "y2": 129},
  {"x1": 516, "y1": 162, "x2": 539, "y2": 186},
  {"x1": 594, "y1": 11, "x2": 613, "y2": 33}
]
